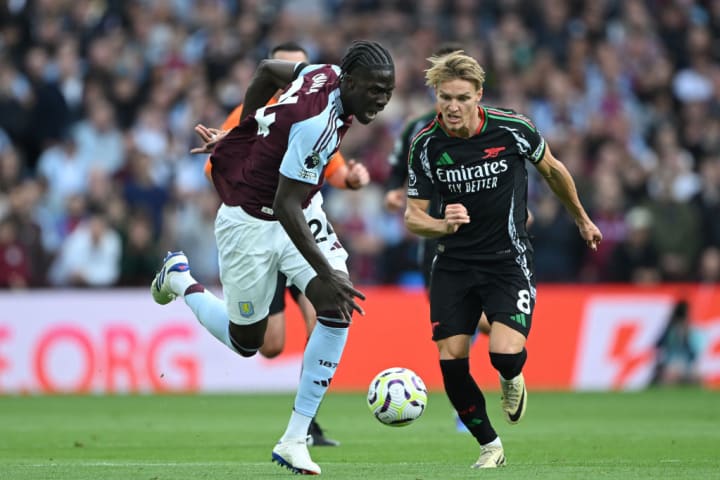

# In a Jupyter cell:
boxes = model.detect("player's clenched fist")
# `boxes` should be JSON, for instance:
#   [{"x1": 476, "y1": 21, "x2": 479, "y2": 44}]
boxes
[{"x1": 444, "y1": 203, "x2": 470, "y2": 234}]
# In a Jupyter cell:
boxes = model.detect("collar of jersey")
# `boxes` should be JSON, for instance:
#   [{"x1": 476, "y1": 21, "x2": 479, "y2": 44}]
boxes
[
  {"x1": 437, "y1": 106, "x2": 486, "y2": 138},
  {"x1": 330, "y1": 89, "x2": 346, "y2": 118}
]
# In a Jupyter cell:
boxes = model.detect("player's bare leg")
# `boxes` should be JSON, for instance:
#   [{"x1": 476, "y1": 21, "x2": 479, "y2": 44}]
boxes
[
  {"x1": 151, "y1": 251, "x2": 267, "y2": 356},
  {"x1": 259, "y1": 311, "x2": 286, "y2": 358}
]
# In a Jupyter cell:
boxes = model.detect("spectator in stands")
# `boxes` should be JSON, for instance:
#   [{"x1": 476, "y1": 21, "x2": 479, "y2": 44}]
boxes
[
  {"x1": 48, "y1": 209, "x2": 122, "y2": 287},
  {"x1": 645, "y1": 172, "x2": 702, "y2": 281},
  {"x1": 607, "y1": 207, "x2": 660, "y2": 284},
  {"x1": 0, "y1": 0, "x2": 716, "y2": 287},
  {"x1": 692, "y1": 156, "x2": 720, "y2": 250},
  {"x1": 169, "y1": 188, "x2": 220, "y2": 285},
  {"x1": 23, "y1": 45, "x2": 71, "y2": 169},
  {"x1": 0, "y1": 142, "x2": 23, "y2": 199},
  {"x1": 35, "y1": 132, "x2": 87, "y2": 217},
  {"x1": 698, "y1": 247, "x2": 720, "y2": 284},
  {"x1": 531, "y1": 193, "x2": 585, "y2": 282},
  {"x1": 0, "y1": 216, "x2": 29, "y2": 288},
  {"x1": 121, "y1": 148, "x2": 170, "y2": 240},
  {"x1": 4, "y1": 179, "x2": 46, "y2": 286},
  {"x1": 119, "y1": 211, "x2": 161, "y2": 287},
  {"x1": 582, "y1": 171, "x2": 627, "y2": 282},
  {"x1": 73, "y1": 99, "x2": 125, "y2": 175}
]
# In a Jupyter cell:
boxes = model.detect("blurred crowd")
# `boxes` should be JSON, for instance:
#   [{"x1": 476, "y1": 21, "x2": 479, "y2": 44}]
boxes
[{"x1": 0, "y1": 0, "x2": 719, "y2": 289}]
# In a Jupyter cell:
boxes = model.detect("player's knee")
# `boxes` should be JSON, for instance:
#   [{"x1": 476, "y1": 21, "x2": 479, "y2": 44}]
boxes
[
  {"x1": 304, "y1": 276, "x2": 354, "y2": 322},
  {"x1": 488, "y1": 321, "x2": 527, "y2": 352},
  {"x1": 228, "y1": 321, "x2": 265, "y2": 357},
  {"x1": 259, "y1": 339, "x2": 283, "y2": 358},
  {"x1": 489, "y1": 348, "x2": 527, "y2": 379}
]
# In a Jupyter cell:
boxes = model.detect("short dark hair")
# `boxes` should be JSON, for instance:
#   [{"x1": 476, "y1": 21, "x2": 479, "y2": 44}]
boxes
[
  {"x1": 340, "y1": 40, "x2": 394, "y2": 74},
  {"x1": 270, "y1": 41, "x2": 307, "y2": 57},
  {"x1": 433, "y1": 42, "x2": 465, "y2": 58}
]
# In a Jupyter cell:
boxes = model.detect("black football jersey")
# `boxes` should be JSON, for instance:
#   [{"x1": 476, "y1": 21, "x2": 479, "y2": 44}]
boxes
[{"x1": 407, "y1": 106, "x2": 546, "y2": 261}]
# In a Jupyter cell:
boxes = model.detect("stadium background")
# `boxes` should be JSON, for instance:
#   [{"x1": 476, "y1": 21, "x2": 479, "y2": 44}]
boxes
[{"x1": 0, "y1": 0, "x2": 719, "y2": 393}]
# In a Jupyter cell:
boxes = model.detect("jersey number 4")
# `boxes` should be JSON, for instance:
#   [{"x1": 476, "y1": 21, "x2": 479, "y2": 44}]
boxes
[{"x1": 254, "y1": 77, "x2": 303, "y2": 137}]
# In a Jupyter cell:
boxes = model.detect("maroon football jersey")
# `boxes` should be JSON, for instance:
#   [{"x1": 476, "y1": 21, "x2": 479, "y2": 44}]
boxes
[{"x1": 210, "y1": 64, "x2": 352, "y2": 220}]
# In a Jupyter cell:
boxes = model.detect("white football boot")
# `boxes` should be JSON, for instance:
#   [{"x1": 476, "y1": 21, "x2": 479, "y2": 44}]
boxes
[
  {"x1": 150, "y1": 251, "x2": 191, "y2": 305},
  {"x1": 471, "y1": 444, "x2": 506, "y2": 468},
  {"x1": 500, "y1": 372, "x2": 527, "y2": 424},
  {"x1": 272, "y1": 438, "x2": 321, "y2": 475}
]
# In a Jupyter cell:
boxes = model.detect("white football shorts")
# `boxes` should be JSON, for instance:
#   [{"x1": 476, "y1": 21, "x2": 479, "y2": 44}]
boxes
[{"x1": 214, "y1": 194, "x2": 349, "y2": 325}]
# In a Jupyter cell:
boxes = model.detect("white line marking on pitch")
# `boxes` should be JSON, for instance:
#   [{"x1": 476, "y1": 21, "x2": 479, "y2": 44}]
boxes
[{"x1": 25, "y1": 462, "x2": 257, "y2": 467}]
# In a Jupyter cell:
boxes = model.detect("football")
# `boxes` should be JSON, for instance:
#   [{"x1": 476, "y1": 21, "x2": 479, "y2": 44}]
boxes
[{"x1": 367, "y1": 367, "x2": 428, "y2": 427}]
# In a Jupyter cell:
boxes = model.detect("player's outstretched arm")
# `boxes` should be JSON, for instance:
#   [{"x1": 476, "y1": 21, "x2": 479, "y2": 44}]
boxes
[
  {"x1": 240, "y1": 59, "x2": 304, "y2": 124},
  {"x1": 273, "y1": 175, "x2": 365, "y2": 320},
  {"x1": 534, "y1": 146, "x2": 602, "y2": 250},
  {"x1": 191, "y1": 124, "x2": 228, "y2": 155}
]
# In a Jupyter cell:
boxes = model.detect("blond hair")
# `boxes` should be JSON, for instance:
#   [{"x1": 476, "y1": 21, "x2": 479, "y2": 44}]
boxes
[{"x1": 424, "y1": 50, "x2": 486, "y2": 90}]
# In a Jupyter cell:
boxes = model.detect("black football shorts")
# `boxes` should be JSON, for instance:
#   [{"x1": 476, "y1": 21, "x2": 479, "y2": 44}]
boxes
[{"x1": 429, "y1": 254, "x2": 535, "y2": 341}]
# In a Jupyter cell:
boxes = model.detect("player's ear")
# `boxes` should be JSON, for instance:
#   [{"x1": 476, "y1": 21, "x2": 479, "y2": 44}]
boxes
[
  {"x1": 341, "y1": 72, "x2": 354, "y2": 88},
  {"x1": 476, "y1": 87, "x2": 483, "y2": 103}
]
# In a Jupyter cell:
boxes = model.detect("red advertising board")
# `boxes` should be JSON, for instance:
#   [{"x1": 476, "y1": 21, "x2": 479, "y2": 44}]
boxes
[{"x1": 0, "y1": 285, "x2": 717, "y2": 394}]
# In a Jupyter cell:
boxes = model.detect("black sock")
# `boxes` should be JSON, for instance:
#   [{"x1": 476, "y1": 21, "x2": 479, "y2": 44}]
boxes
[
  {"x1": 439, "y1": 358, "x2": 497, "y2": 445},
  {"x1": 229, "y1": 339, "x2": 257, "y2": 357},
  {"x1": 489, "y1": 349, "x2": 527, "y2": 380}
]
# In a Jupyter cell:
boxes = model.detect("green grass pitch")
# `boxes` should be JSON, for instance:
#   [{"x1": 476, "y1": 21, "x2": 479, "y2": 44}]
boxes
[{"x1": 1, "y1": 389, "x2": 718, "y2": 479}]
